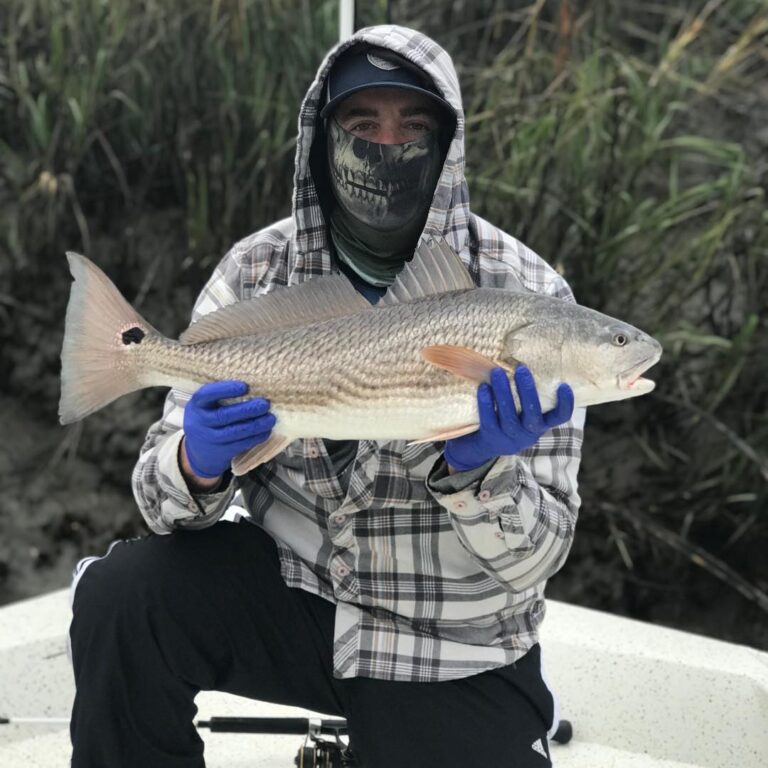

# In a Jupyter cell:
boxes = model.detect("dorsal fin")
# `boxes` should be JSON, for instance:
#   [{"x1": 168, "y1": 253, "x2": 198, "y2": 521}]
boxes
[
  {"x1": 380, "y1": 238, "x2": 475, "y2": 305},
  {"x1": 179, "y1": 273, "x2": 371, "y2": 345}
]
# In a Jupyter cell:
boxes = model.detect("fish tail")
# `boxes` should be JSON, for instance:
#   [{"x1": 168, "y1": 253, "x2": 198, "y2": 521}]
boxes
[{"x1": 59, "y1": 252, "x2": 160, "y2": 424}]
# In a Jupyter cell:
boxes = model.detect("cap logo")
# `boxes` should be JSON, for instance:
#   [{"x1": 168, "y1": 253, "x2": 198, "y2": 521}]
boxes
[{"x1": 367, "y1": 53, "x2": 399, "y2": 71}]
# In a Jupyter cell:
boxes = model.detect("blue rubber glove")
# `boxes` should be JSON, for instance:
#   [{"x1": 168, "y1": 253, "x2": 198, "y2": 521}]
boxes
[
  {"x1": 444, "y1": 367, "x2": 575, "y2": 473},
  {"x1": 183, "y1": 380, "x2": 276, "y2": 478}
]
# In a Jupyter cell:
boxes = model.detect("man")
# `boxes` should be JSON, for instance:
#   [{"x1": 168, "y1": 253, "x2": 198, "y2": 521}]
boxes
[{"x1": 69, "y1": 25, "x2": 583, "y2": 768}]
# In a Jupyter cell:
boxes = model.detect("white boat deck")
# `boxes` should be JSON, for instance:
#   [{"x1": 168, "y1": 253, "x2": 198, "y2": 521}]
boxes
[{"x1": 1, "y1": 587, "x2": 766, "y2": 767}]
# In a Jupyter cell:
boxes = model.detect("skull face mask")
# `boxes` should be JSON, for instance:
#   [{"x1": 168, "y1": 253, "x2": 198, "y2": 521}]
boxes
[{"x1": 327, "y1": 118, "x2": 443, "y2": 233}]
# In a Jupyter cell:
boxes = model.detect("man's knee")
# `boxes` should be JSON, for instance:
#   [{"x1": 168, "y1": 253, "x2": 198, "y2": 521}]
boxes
[
  {"x1": 70, "y1": 537, "x2": 157, "y2": 632},
  {"x1": 69, "y1": 524, "x2": 253, "y2": 629}
]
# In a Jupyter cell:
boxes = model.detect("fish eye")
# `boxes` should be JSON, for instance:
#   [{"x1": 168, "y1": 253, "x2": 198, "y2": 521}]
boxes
[{"x1": 612, "y1": 333, "x2": 628, "y2": 347}]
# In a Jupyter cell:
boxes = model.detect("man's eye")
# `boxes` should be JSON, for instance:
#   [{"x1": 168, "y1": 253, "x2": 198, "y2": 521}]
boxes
[
  {"x1": 406, "y1": 122, "x2": 433, "y2": 133},
  {"x1": 350, "y1": 122, "x2": 376, "y2": 132}
]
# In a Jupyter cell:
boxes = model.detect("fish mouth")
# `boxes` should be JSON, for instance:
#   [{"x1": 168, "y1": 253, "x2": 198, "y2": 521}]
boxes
[{"x1": 617, "y1": 352, "x2": 661, "y2": 391}]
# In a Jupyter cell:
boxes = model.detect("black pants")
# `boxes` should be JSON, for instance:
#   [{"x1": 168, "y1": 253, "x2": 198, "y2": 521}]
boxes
[{"x1": 69, "y1": 519, "x2": 555, "y2": 767}]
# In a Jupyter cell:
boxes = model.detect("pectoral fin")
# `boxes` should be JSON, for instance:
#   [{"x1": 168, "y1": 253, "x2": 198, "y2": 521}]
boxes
[{"x1": 421, "y1": 345, "x2": 513, "y2": 384}]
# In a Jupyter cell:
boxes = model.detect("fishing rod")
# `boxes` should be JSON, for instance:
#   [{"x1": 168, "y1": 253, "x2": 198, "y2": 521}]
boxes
[
  {"x1": 1, "y1": 715, "x2": 357, "y2": 767},
  {"x1": 2, "y1": 714, "x2": 573, "y2": 766},
  {"x1": 339, "y1": 0, "x2": 393, "y2": 41},
  {"x1": 1, "y1": 717, "x2": 70, "y2": 725},
  {"x1": 0, "y1": 715, "x2": 350, "y2": 732},
  {"x1": 1, "y1": 714, "x2": 573, "y2": 738}
]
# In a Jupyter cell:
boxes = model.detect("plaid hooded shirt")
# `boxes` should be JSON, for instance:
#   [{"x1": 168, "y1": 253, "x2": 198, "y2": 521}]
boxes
[{"x1": 132, "y1": 25, "x2": 585, "y2": 682}]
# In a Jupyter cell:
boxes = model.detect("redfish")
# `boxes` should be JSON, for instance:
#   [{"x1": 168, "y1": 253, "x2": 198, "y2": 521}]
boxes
[{"x1": 59, "y1": 239, "x2": 661, "y2": 474}]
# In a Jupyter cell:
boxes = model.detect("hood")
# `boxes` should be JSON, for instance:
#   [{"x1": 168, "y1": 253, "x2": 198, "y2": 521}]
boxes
[{"x1": 288, "y1": 25, "x2": 469, "y2": 282}]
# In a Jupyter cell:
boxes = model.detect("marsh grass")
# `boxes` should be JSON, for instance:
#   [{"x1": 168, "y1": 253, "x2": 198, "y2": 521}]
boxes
[
  {"x1": 423, "y1": 0, "x2": 768, "y2": 633},
  {"x1": 0, "y1": 0, "x2": 765, "y2": 642},
  {"x1": 1, "y1": 0, "x2": 339, "y2": 268}
]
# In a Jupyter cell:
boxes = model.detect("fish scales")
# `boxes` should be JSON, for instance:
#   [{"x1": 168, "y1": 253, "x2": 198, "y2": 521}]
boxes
[
  {"x1": 136, "y1": 290, "x2": 557, "y2": 443},
  {"x1": 136, "y1": 292, "x2": 490, "y2": 403}
]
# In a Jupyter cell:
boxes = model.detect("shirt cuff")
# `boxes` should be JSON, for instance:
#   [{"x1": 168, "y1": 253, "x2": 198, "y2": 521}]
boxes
[
  {"x1": 426, "y1": 454, "x2": 496, "y2": 495},
  {"x1": 427, "y1": 453, "x2": 526, "y2": 520},
  {"x1": 156, "y1": 431, "x2": 235, "y2": 519}
]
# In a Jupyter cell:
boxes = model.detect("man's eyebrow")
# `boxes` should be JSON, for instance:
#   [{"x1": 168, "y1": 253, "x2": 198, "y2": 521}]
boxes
[
  {"x1": 337, "y1": 105, "x2": 438, "y2": 119},
  {"x1": 400, "y1": 105, "x2": 437, "y2": 117},
  {"x1": 338, "y1": 107, "x2": 379, "y2": 118}
]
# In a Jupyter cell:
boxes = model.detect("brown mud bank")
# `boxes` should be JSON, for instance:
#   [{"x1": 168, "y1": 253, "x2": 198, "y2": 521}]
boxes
[{"x1": 0, "y1": 395, "x2": 145, "y2": 605}]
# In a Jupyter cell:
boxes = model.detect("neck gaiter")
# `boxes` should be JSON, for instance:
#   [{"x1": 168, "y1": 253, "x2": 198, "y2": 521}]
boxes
[{"x1": 327, "y1": 118, "x2": 443, "y2": 286}]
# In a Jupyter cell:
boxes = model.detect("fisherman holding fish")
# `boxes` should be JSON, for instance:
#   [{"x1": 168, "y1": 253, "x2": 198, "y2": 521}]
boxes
[{"x1": 65, "y1": 24, "x2": 661, "y2": 768}]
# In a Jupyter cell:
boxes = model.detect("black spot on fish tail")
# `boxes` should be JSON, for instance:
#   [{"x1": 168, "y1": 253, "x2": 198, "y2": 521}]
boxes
[{"x1": 121, "y1": 327, "x2": 145, "y2": 345}]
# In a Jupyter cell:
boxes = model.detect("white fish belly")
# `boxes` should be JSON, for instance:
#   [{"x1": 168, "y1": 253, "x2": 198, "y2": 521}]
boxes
[{"x1": 275, "y1": 393, "x2": 478, "y2": 441}]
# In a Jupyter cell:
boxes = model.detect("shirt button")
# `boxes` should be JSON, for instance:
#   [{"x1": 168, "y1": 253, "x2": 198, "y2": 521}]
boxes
[
  {"x1": 331, "y1": 513, "x2": 347, "y2": 526},
  {"x1": 478, "y1": 490, "x2": 491, "y2": 502},
  {"x1": 335, "y1": 564, "x2": 350, "y2": 578},
  {"x1": 455, "y1": 500, "x2": 466, "y2": 510},
  {"x1": 495, "y1": 530, "x2": 505, "y2": 539},
  {"x1": 308, "y1": 446, "x2": 320, "y2": 458}
]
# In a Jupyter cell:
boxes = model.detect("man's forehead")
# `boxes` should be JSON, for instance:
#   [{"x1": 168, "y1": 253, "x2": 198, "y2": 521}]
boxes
[{"x1": 334, "y1": 87, "x2": 438, "y2": 116}]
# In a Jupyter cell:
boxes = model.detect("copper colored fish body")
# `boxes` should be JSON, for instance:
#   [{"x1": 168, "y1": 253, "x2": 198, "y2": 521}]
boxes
[{"x1": 59, "y1": 240, "x2": 662, "y2": 474}]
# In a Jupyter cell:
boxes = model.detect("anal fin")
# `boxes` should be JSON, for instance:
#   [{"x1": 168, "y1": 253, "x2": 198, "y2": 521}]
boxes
[{"x1": 232, "y1": 435, "x2": 291, "y2": 476}]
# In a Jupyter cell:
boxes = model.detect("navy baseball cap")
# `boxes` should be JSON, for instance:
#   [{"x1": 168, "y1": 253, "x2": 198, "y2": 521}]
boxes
[{"x1": 320, "y1": 46, "x2": 455, "y2": 119}]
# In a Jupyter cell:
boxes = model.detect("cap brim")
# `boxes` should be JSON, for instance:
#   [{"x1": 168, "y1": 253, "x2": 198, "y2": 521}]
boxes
[{"x1": 319, "y1": 82, "x2": 455, "y2": 119}]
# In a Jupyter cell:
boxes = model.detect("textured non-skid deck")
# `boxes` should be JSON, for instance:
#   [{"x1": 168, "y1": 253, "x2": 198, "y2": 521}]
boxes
[{"x1": 1, "y1": 587, "x2": 766, "y2": 767}]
